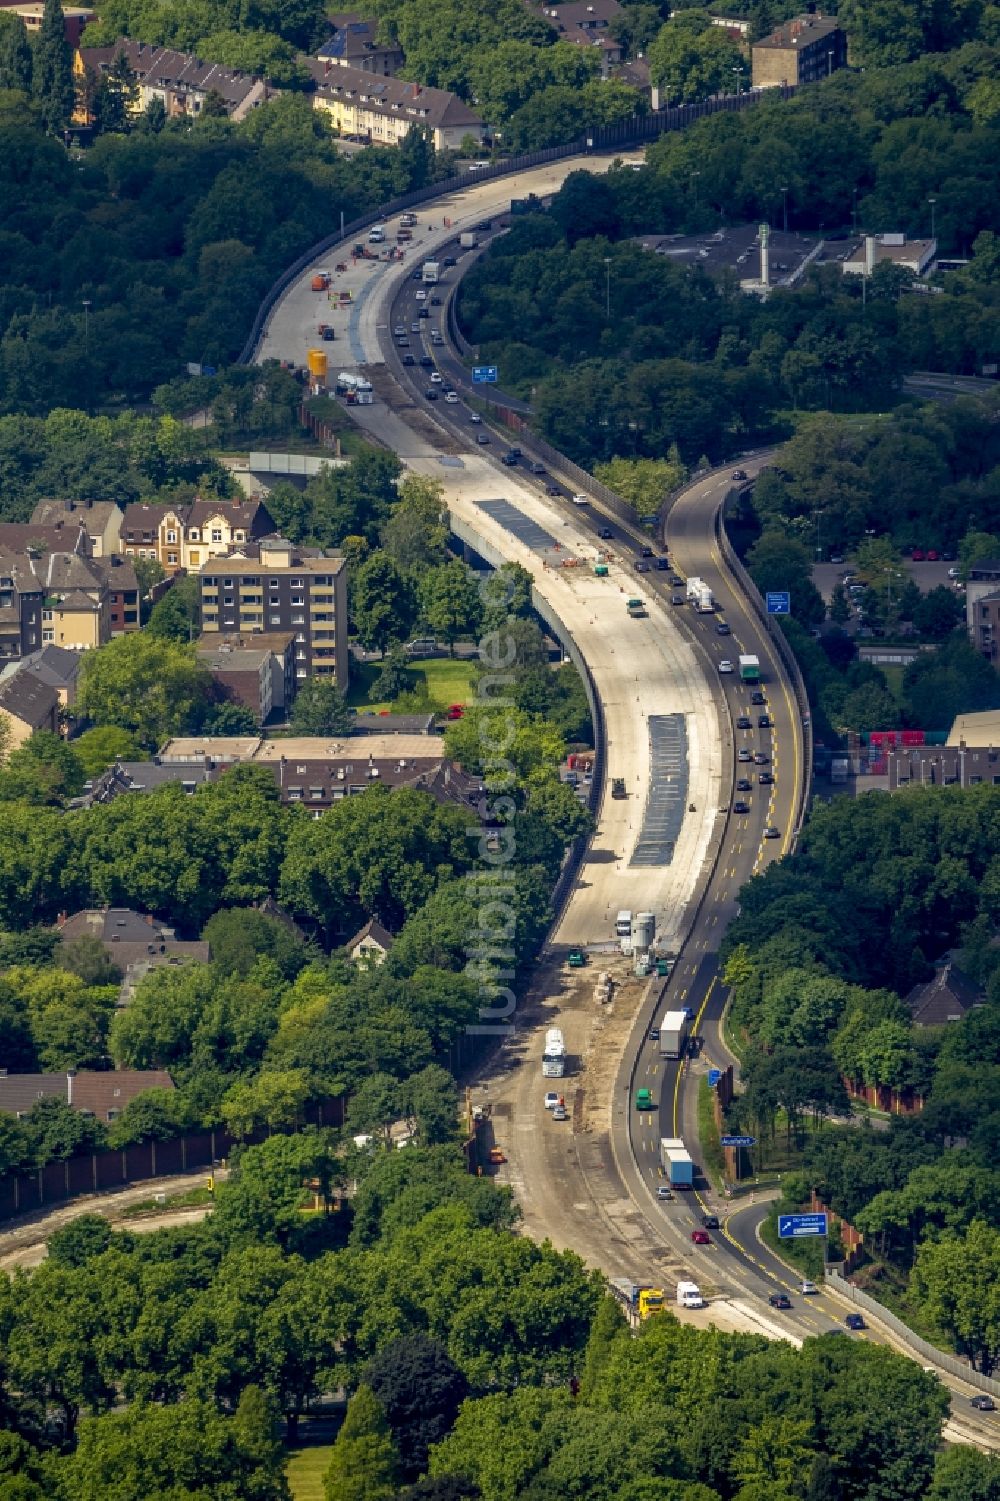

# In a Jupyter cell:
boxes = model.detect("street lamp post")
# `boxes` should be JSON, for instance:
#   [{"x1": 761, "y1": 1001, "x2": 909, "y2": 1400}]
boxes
[
  {"x1": 928, "y1": 195, "x2": 937, "y2": 242},
  {"x1": 733, "y1": 65, "x2": 743, "y2": 96},
  {"x1": 780, "y1": 186, "x2": 788, "y2": 234},
  {"x1": 852, "y1": 187, "x2": 858, "y2": 237},
  {"x1": 827, "y1": 49, "x2": 834, "y2": 76}
]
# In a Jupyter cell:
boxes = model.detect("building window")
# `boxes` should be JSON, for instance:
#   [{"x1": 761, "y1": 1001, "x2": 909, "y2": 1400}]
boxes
[
  {"x1": 167, "y1": 553, "x2": 178, "y2": 566},
  {"x1": 211, "y1": 529, "x2": 222, "y2": 543},
  {"x1": 166, "y1": 530, "x2": 177, "y2": 543},
  {"x1": 190, "y1": 529, "x2": 200, "y2": 541}
]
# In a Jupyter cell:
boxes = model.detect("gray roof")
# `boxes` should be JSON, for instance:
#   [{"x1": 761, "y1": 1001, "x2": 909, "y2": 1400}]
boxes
[
  {"x1": 0, "y1": 522, "x2": 89, "y2": 556},
  {"x1": 30, "y1": 499, "x2": 122, "y2": 532},
  {"x1": 0, "y1": 672, "x2": 58, "y2": 730},
  {"x1": 351, "y1": 713, "x2": 437, "y2": 735},
  {"x1": 81, "y1": 39, "x2": 264, "y2": 108},
  {"x1": 0, "y1": 1069, "x2": 174, "y2": 1119},
  {"x1": 0, "y1": 645, "x2": 80, "y2": 692},
  {"x1": 307, "y1": 59, "x2": 484, "y2": 130},
  {"x1": 905, "y1": 960, "x2": 983, "y2": 1026},
  {"x1": 755, "y1": 13, "x2": 842, "y2": 49}
]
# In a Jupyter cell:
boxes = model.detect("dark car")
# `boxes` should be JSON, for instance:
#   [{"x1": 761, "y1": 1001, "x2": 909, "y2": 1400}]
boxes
[
  {"x1": 412, "y1": 269, "x2": 423, "y2": 279},
  {"x1": 845, "y1": 1313, "x2": 866, "y2": 1331},
  {"x1": 671, "y1": 575, "x2": 683, "y2": 586},
  {"x1": 655, "y1": 557, "x2": 669, "y2": 570},
  {"x1": 702, "y1": 1214, "x2": 720, "y2": 1229},
  {"x1": 736, "y1": 777, "x2": 752, "y2": 791},
  {"x1": 425, "y1": 389, "x2": 438, "y2": 400},
  {"x1": 641, "y1": 546, "x2": 653, "y2": 558},
  {"x1": 634, "y1": 559, "x2": 649, "y2": 573},
  {"x1": 736, "y1": 716, "x2": 752, "y2": 730},
  {"x1": 733, "y1": 800, "x2": 750, "y2": 814},
  {"x1": 731, "y1": 468, "x2": 747, "y2": 480},
  {"x1": 475, "y1": 219, "x2": 492, "y2": 230},
  {"x1": 501, "y1": 453, "x2": 518, "y2": 466},
  {"x1": 716, "y1": 622, "x2": 731, "y2": 635},
  {"x1": 753, "y1": 751, "x2": 769, "y2": 765},
  {"x1": 769, "y1": 1292, "x2": 792, "y2": 1309},
  {"x1": 750, "y1": 690, "x2": 766, "y2": 705},
  {"x1": 419, "y1": 355, "x2": 433, "y2": 367},
  {"x1": 547, "y1": 484, "x2": 562, "y2": 496},
  {"x1": 508, "y1": 447, "x2": 522, "y2": 458},
  {"x1": 758, "y1": 771, "x2": 773, "y2": 785},
  {"x1": 971, "y1": 1395, "x2": 996, "y2": 1411},
  {"x1": 671, "y1": 593, "x2": 685, "y2": 605},
  {"x1": 419, "y1": 307, "x2": 431, "y2": 318},
  {"x1": 598, "y1": 527, "x2": 613, "y2": 540},
  {"x1": 402, "y1": 354, "x2": 415, "y2": 365},
  {"x1": 442, "y1": 256, "x2": 457, "y2": 267},
  {"x1": 758, "y1": 714, "x2": 772, "y2": 728},
  {"x1": 430, "y1": 296, "x2": 442, "y2": 305}
]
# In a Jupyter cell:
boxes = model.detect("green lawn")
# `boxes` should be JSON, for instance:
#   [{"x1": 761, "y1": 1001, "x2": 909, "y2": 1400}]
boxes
[
  {"x1": 348, "y1": 656, "x2": 476, "y2": 713},
  {"x1": 285, "y1": 1444, "x2": 333, "y2": 1501},
  {"x1": 698, "y1": 1078, "x2": 727, "y2": 1192}
]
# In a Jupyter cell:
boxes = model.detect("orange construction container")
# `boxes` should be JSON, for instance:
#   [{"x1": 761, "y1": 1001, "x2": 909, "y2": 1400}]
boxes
[
  {"x1": 311, "y1": 274, "x2": 330, "y2": 291},
  {"x1": 306, "y1": 349, "x2": 328, "y2": 381}
]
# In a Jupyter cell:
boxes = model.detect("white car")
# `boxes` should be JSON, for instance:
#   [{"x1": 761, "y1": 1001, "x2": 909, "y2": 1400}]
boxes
[
  {"x1": 544, "y1": 1092, "x2": 559, "y2": 1110},
  {"x1": 415, "y1": 289, "x2": 427, "y2": 301},
  {"x1": 393, "y1": 325, "x2": 406, "y2": 337},
  {"x1": 656, "y1": 1185, "x2": 674, "y2": 1201},
  {"x1": 948, "y1": 566, "x2": 960, "y2": 579},
  {"x1": 411, "y1": 322, "x2": 421, "y2": 333},
  {"x1": 800, "y1": 1280, "x2": 818, "y2": 1295},
  {"x1": 430, "y1": 371, "x2": 443, "y2": 384},
  {"x1": 719, "y1": 660, "x2": 734, "y2": 674},
  {"x1": 444, "y1": 391, "x2": 459, "y2": 403},
  {"x1": 571, "y1": 493, "x2": 589, "y2": 506},
  {"x1": 552, "y1": 1105, "x2": 568, "y2": 1121},
  {"x1": 469, "y1": 413, "x2": 482, "y2": 424}
]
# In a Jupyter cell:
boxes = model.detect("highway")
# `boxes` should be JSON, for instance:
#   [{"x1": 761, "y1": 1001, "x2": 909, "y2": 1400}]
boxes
[{"x1": 251, "y1": 160, "x2": 1000, "y2": 1445}]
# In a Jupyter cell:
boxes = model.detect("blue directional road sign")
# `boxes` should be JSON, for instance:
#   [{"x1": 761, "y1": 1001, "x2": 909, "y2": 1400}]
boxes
[
  {"x1": 721, "y1": 1135, "x2": 756, "y2": 1148},
  {"x1": 766, "y1": 591, "x2": 791, "y2": 615},
  {"x1": 778, "y1": 1212, "x2": 828, "y2": 1239},
  {"x1": 472, "y1": 365, "x2": 498, "y2": 384},
  {"x1": 707, "y1": 1069, "x2": 722, "y2": 1088}
]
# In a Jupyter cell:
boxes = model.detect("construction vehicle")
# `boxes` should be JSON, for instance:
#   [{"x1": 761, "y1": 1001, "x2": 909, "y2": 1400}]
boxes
[
  {"x1": 567, "y1": 949, "x2": 586, "y2": 968},
  {"x1": 626, "y1": 597, "x2": 646, "y2": 617},
  {"x1": 611, "y1": 778, "x2": 626, "y2": 798}
]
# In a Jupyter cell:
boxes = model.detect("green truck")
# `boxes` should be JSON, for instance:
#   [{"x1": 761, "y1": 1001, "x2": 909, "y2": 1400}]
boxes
[{"x1": 739, "y1": 654, "x2": 761, "y2": 681}]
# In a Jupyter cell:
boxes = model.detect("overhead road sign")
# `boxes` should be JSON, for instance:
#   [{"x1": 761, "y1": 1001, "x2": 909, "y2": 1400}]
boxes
[{"x1": 778, "y1": 1212, "x2": 828, "y2": 1239}]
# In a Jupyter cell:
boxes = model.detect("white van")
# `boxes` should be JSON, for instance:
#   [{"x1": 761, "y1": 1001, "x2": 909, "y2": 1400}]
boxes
[{"x1": 368, "y1": 226, "x2": 386, "y2": 243}]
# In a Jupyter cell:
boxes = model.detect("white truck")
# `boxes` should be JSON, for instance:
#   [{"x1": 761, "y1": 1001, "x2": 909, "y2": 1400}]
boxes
[
  {"x1": 422, "y1": 260, "x2": 440, "y2": 284},
  {"x1": 368, "y1": 225, "x2": 386, "y2": 243},
  {"x1": 459, "y1": 231, "x2": 478, "y2": 249},
  {"x1": 677, "y1": 1280, "x2": 705, "y2": 1309},
  {"x1": 615, "y1": 910, "x2": 633, "y2": 940},
  {"x1": 542, "y1": 1026, "x2": 566, "y2": 1078},
  {"x1": 686, "y1": 575, "x2": 705, "y2": 603},
  {"x1": 696, "y1": 583, "x2": 714, "y2": 612},
  {"x1": 659, "y1": 1009, "x2": 689, "y2": 1060},
  {"x1": 336, "y1": 371, "x2": 374, "y2": 405}
]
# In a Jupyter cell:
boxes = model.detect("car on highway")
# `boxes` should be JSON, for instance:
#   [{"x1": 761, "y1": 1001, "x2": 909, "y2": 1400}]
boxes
[
  {"x1": 501, "y1": 452, "x2": 518, "y2": 466},
  {"x1": 736, "y1": 777, "x2": 752, "y2": 791},
  {"x1": 971, "y1": 1395, "x2": 996, "y2": 1411},
  {"x1": 419, "y1": 355, "x2": 433, "y2": 366},
  {"x1": 718, "y1": 660, "x2": 734, "y2": 673},
  {"x1": 469, "y1": 413, "x2": 481, "y2": 423},
  {"x1": 412, "y1": 269, "x2": 423, "y2": 279},
  {"x1": 396, "y1": 337, "x2": 409, "y2": 347},
  {"x1": 420, "y1": 308, "x2": 431, "y2": 319},
  {"x1": 733, "y1": 800, "x2": 750, "y2": 814},
  {"x1": 753, "y1": 751, "x2": 769, "y2": 764},
  {"x1": 598, "y1": 527, "x2": 613, "y2": 540},
  {"x1": 758, "y1": 771, "x2": 773, "y2": 785},
  {"x1": 393, "y1": 324, "x2": 406, "y2": 337},
  {"x1": 430, "y1": 371, "x2": 443, "y2": 384},
  {"x1": 445, "y1": 391, "x2": 459, "y2": 403},
  {"x1": 530, "y1": 462, "x2": 546, "y2": 474},
  {"x1": 750, "y1": 690, "x2": 766, "y2": 705},
  {"x1": 552, "y1": 1104, "x2": 568, "y2": 1121},
  {"x1": 634, "y1": 559, "x2": 649, "y2": 572},
  {"x1": 425, "y1": 389, "x2": 438, "y2": 400},
  {"x1": 758, "y1": 713, "x2": 772, "y2": 728},
  {"x1": 716, "y1": 622, "x2": 731, "y2": 634},
  {"x1": 415, "y1": 289, "x2": 427, "y2": 301},
  {"x1": 544, "y1": 1092, "x2": 559, "y2": 1110},
  {"x1": 572, "y1": 493, "x2": 589, "y2": 505},
  {"x1": 737, "y1": 748, "x2": 752, "y2": 762},
  {"x1": 635, "y1": 1087, "x2": 653, "y2": 1111},
  {"x1": 731, "y1": 468, "x2": 747, "y2": 480},
  {"x1": 701, "y1": 1215, "x2": 719, "y2": 1229},
  {"x1": 656, "y1": 1185, "x2": 674, "y2": 1201},
  {"x1": 763, "y1": 825, "x2": 780, "y2": 839},
  {"x1": 844, "y1": 1313, "x2": 866, "y2": 1331},
  {"x1": 736, "y1": 715, "x2": 752, "y2": 729},
  {"x1": 476, "y1": 433, "x2": 490, "y2": 444},
  {"x1": 402, "y1": 354, "x2": 415, "y2": 365},
  {"x1": 683, "y1": 1007, "x2": 695, "y2": 1020},
  {"x1": 800, "y1": 1280, "x2": 818, "y2": 1295},
  {"x1": 640, "y1": 546, "x2": 653, "y2": 558},
  {"x1": 442, "y1": 255, "x2": 457, "y2": 267},
  {"x1": 411, "y1": 322, "x2": 421, "y2": 332},
  {"x1": 769, "y1": 1292, "x2": 792, "y2": 1309},
  {"x1": 671, "y1": 592, "x2": 685, "y2": 605},
  {"x1": 430, "y1": 296, "x2": 442, "y2": 305},
  {"x1": 547, "y1": 484, "x2": 561, "y2": 495},
  {"x1": 649, "y1": 1025, "x2": 660, "y2": 1041},
  {"x1": 691, "y1": 1229, "x2": 711, "y2": 1245},
  {"x1": 671, "y1": 574, "x2": 683, "y2": 586}
]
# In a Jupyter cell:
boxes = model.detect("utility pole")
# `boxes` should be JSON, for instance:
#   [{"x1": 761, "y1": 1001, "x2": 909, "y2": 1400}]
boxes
[
  {"x1": 928, "y1": 195, "x2": 937, "y2": 242},
  {"x1": 604, "y1": 257, "x2": 611, "y2": 321}
]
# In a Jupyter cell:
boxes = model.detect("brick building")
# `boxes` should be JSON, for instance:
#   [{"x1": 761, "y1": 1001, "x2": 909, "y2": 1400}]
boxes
[{"x1": 751, "y1": 13, "x2": 845, "y2": 87}]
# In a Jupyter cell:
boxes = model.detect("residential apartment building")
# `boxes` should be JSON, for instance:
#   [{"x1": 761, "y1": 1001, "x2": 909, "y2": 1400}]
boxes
[
  {"x1": 120, "y1": 497, "x2": 274, "y2": 574},
  {"x1": 0, "y1": 0, "x2": 94, "y2": 49},
  {"x1": 317, "y1": 13, "x2": 404, "y2": 75},
  {"x1": 751, "y1": 13, "x2": 845, "y2": 87},
  {"x1": 965, "y1": 558, "x2": 1000, "y2": 661},
  {"x1": 199, "y1": 538, "x2": 348, "y2": 685},
  {"x1": 0, "y1": 549, "x2": 126, "y2": 655},
  {"x1": 0, "y1": 1068, "x2": 175, "y2": 1124},
  {"x1": 535, "y1": 0, "x2": 624, "y2": 73},
  {"x1": 55, "y1": 908, "x2": 211, "y2": 1007},
  {"x1": 307, "y1": 60, "x2": 485, "y2": 151},
  {"x1": 195, "y1": 631, "x2": 297, "y2": 722},
  {"x1": 81, "y1": 38, "x2": 274, "y2": 121},
  {"x1": 0, "y1": 553, "x2": 43, "y2": 662},
  {"x1": 30, "y1": 498, "x2": 123, "y2": 558}
]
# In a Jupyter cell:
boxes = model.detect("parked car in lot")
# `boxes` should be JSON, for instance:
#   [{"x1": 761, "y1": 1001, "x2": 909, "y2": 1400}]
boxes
[{"x1": 552, "y1": 1104, "x2": 568, "y2": 1121}]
